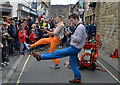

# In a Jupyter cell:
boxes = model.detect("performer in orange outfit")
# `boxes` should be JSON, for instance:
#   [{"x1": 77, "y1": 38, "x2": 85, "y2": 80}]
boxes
[{"x1": 25, "y1": 16, "x2": 64, "y2": 69}]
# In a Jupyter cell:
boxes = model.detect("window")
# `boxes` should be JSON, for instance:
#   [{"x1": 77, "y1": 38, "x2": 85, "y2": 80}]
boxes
[
  {"x1": 93, "y1": 14, "x2": 95, "y2": 21},
  {"x1": 90, "y1": 15, "x2": 92, "y2": 22}
]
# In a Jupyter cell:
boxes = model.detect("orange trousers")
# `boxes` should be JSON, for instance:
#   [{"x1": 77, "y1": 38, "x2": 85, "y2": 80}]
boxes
[{"x1": 30, "y1": 36, "x2": 60, "y2": 65}]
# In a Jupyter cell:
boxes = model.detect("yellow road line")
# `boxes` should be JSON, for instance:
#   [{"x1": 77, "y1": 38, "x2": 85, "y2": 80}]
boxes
[
  {"x1": 97, "y1": 60, "x2": 120, "y2": 83},
  {"x1": 16, "y1": 55, "x2": 31, "y2": 85}
]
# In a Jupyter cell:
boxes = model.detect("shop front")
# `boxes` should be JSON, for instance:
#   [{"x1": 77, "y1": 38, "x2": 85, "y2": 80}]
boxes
[
  {"x1": 30, "y1": 9, "x2": 37, "y2": 21},
  {"x1": 0, "y1": 2, "x2": 12, "y2": 18},
  {"x1": 18, "y1": 4, "x2": 30, "y2": 18}
]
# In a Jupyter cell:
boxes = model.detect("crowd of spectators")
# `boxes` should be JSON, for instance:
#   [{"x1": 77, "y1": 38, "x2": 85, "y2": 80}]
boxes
[{"x1": 0, "y1": 14, "x2": 96, "y2": 67}]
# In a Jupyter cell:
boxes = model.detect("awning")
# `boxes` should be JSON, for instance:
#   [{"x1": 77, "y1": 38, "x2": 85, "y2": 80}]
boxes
[
  {"x1": 18, "y1": 4, "x2": 30, "y2": 13},
  {"x1": 2, "y1": 15, "x2": 9, "y2": 17},
  {"x1": 30, "y1": 10, "x2": 37, "y2": 16},
  {"x1": 0, "y1": 8, "x2": 11, "y2": 12}
]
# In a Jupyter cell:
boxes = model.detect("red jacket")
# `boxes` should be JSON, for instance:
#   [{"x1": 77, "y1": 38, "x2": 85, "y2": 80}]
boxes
[
  {"x1": 29, "y1": 33, "x2": 37, "y2": 42},
  {"x1": 38, "y1": 15, "x2": 41, "y2": 22},
  {"x1": 18, "y1": 30, "x2": 27, "y2": 43}
]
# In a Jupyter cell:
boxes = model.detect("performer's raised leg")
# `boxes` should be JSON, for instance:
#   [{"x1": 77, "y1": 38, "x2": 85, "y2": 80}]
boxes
[{"x1": 32, "y1": 45, "x2": 81, "y2": 83}]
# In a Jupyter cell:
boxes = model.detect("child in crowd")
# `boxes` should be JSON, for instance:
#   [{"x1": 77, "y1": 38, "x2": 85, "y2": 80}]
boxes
[
  {"x1": 18, "y1": 23, "x2": 28, "y2": 55},
  {"x1": 29, "y1": 29, "x2": 37, "y2": 54}
]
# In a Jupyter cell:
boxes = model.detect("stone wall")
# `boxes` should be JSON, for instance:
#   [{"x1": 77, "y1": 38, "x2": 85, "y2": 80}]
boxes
[
  {"x1": 84, "y1": 2, "x2": 119, "y2": 54},
  {"x1": 50, "y1": 5, "x2": 69, "y2": 22},
  {"x1": 118, "y1": 1, "x2": 120, "y2": 56},
  {"x1": 50, "y1": 4, "x2": 75, "y2": 23}
]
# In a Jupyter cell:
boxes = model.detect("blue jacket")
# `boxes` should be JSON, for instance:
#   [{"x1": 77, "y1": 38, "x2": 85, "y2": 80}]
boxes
[
  {"x1": 85, "y1": 24, "x2": 90, "y2": 34},
  {"x1": 8, "y1": 24, "x2": 17, "y2": 39},
  {"x1": 90, "y1": 24, "x2": 96, "y2": 37}
]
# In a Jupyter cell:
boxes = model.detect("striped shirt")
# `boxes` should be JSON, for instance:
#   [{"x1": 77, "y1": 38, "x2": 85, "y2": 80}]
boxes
[{"x1": 54, "y1": 21, "x2": 64, "y2": 40}]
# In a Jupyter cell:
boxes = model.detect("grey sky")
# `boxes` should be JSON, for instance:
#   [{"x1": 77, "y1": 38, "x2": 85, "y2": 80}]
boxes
[{"x1": 51, "y1": 0, "x2": 78, "y2": 5}]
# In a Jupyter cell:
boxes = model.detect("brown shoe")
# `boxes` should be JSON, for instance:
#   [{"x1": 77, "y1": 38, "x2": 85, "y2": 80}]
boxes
[
  {"x1": 33, "y1": 52, "x2": 41, "y2": 61},
  {"x1": 69, "y1": 78, "x2": 81, "y2": 83}
]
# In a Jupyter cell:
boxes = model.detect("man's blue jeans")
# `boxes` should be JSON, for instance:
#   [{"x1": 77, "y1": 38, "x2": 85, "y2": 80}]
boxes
[
  {"x1": 66, "y1": 36, "x2": 70, "y2": 47},
  {"x1": 9, "y1": 39, "x2": 15, "y2": 53},
  {"x1": 41, "y1": 45, "x2": 81, "y2": 79}
]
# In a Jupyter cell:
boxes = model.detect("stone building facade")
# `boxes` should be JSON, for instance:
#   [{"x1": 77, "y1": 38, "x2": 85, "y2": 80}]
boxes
[
  {"x1": 84, "y1": 1, "x2": 119, "y2": 55},
  {"x1": 50, "y1": 4, "x2": 74, "y2": 23}
]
